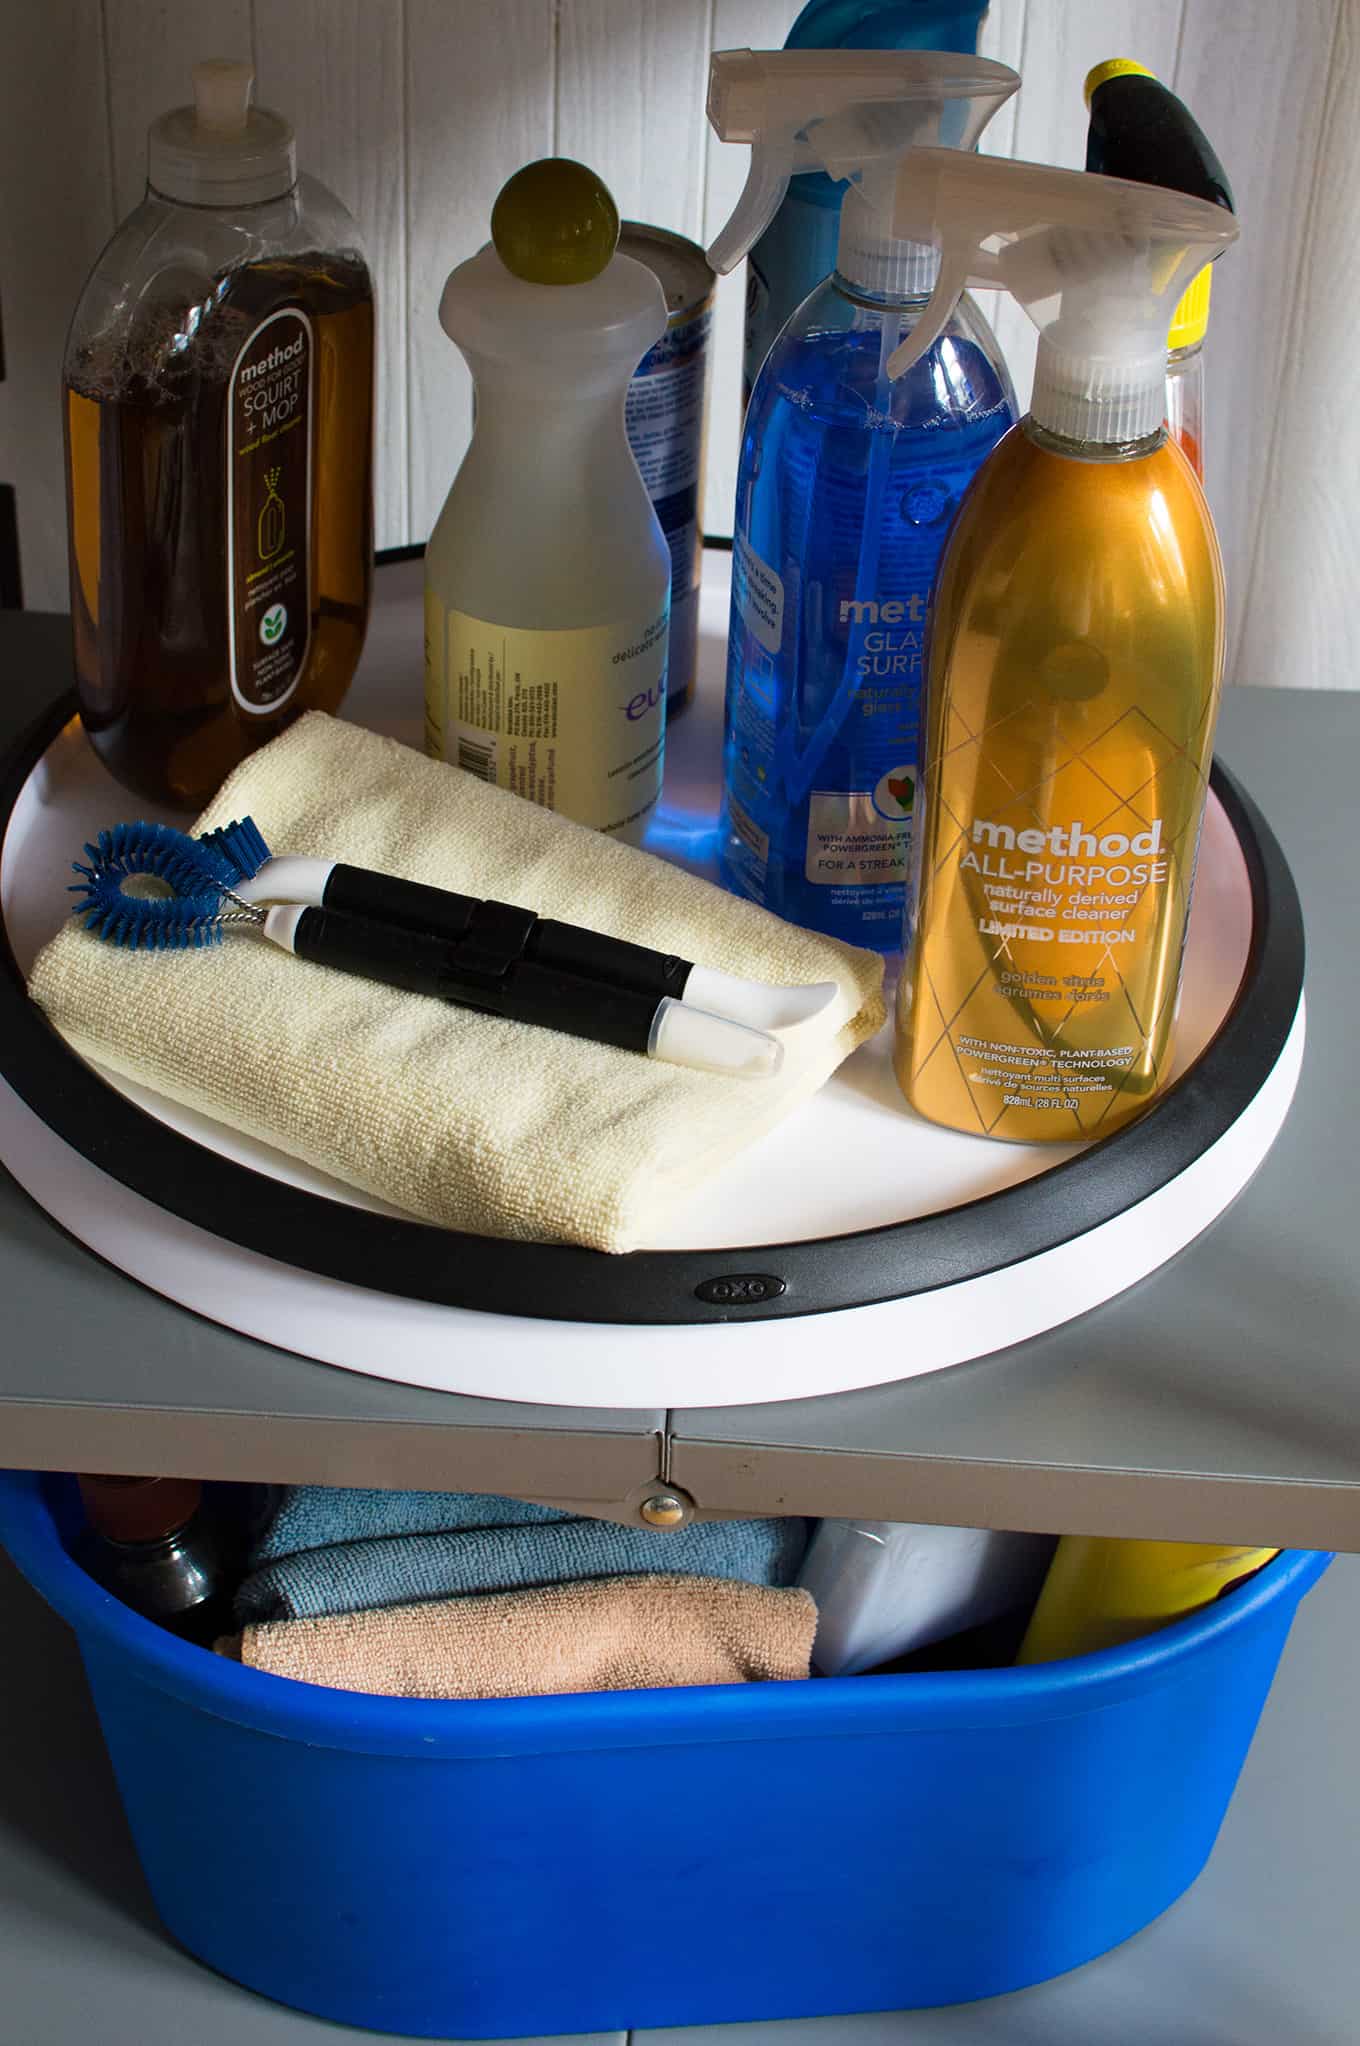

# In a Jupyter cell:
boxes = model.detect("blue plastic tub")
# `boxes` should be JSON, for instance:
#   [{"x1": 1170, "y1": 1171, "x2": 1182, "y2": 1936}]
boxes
[{"x1": 0, "y1": 1471, "x2": 1330, "y2": 2039}]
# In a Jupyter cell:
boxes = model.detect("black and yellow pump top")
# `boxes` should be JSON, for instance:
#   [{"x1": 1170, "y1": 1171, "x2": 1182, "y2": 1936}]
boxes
[{"x1": 1083, "y1": 59, "x2": 1235, "y2": 355}]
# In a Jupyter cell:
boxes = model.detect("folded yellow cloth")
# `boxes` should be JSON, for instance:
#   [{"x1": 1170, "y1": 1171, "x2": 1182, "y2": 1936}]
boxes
[
  {"x1": 221, "y1": 1574, "x2": 818, "y2": 1697},
  {"x1": 30, "y1": 713, "x2": 884, "y2": 1250}
]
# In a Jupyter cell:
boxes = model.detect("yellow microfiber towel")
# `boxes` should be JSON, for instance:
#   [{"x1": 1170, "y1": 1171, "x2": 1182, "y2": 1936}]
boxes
[
  {"x1": 221, "y1": 1574, "x2": 818, "y2": 1697},
  {"x1": 29, "y1": 713, "x2": 884, "y2": 1251}
]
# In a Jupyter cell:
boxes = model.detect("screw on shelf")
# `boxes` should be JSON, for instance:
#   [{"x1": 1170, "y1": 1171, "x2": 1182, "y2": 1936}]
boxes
[{"x1": 639, "y1": 1491, "x2": 690, "y2": 1529}]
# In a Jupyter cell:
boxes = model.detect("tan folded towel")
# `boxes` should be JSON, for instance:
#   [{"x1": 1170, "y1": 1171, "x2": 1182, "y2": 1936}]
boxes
[
  {"x1": 222, "y1": 1574, "x2": 818, "y2": 1697},
  {"x1": 29, "y1": 713, "x2": 884, "y2": 1250}
]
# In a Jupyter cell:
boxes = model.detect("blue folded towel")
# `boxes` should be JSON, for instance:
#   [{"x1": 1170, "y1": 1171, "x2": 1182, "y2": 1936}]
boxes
[
  {"x1": 252, "y1": 1486, "x2": 568, "y2": 1556},
  {"x1": 235, "y1": 1485, "x2": 810, "y2": 1625}
]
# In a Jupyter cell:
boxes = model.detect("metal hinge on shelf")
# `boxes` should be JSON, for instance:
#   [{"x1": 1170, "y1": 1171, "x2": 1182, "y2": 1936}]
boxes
[{"x1": 514, "y1": 1421, "x2": 706, "y2": 1529}]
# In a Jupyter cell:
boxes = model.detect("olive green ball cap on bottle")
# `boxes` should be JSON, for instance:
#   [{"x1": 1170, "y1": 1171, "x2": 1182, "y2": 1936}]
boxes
[{"x1": 491, "y1": 158, "x2": 620, "y2": 285}]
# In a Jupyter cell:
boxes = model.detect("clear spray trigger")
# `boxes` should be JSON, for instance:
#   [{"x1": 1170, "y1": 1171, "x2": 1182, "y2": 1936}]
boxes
[
  {"x1": 883, "y1": 146, "x2": 1238, "y2": 447},
  {"x1": 704, "y1": 49, "x2": 1018, "y2": 276}
]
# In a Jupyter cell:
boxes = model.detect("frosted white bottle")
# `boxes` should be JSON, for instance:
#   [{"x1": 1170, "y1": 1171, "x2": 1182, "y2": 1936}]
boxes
[
  {"x1": 798, "y1": 1520, "x2": 1056, "y2": 1674},
  {"x1": 425, "y1": 219, "x2": 671, "y2": 848}
]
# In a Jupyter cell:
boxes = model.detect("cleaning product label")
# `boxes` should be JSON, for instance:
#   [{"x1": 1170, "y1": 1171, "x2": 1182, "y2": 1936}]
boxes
[
  {"x1": 806, "y1": 772, "x2": 915, "y2": 887},
  {"x1": 720, "y1": 319, "x2": 1014, "y2": 952},
  {"x1": 733, "y1": 530, "x2": 784, "y2": 655},
  {"x1": 422, "y1": 586, "x2": 446, "y2": 759},
  {"x1": 723, "y1": 546, "x2": 927, "y2": 945},
  {"x1": 801, "y1": 594, "x2": 927, "y2": 893},
  {"x1": 918, "y1": 806, "x2": 1181, "y2": 1126},
  {"x1": 625, "y1": 304, "x2": 711, "y2": 711},
  {"x1": 425, "y1": 602, "x2": 669, "y2": 845},
  {"x1": 617, "y1": 226, "x2": 713, "y2": 711},
  {"x1": 901, "y1": 710, "x2": 1212, "y2": 1141},
  {"x1": 227, "y1": 308, "x2": 313, "y2": 714},
  {"x1": 626, "y1": 308, "x2": 709, "y2": 568}
]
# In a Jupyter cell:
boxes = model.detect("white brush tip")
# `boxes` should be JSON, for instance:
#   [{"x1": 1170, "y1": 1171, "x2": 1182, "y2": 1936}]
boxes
[
  {"x1": 649, "y1": 998, "x2": 783, "y2": 1078},
  {"x1": 261, "y1": 903, "x2": 307, "y2": 952},
  {"x1": 234, "y1": 856, "x2": 333, "y2": 907},
  {"x1": 684, "y1": 965, "x2": 839, "y2": 1031}
]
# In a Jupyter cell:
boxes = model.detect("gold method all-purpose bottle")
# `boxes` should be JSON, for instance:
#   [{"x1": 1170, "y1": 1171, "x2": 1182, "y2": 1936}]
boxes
[{"x1": 881, "y1": 147, "x2": 1238, "y2": 1142}]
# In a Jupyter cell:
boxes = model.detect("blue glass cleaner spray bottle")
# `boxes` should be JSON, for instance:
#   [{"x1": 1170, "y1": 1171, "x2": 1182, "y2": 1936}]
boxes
[{"x1": 705, "y1": 51, "x2": 1019, "y2": 948}]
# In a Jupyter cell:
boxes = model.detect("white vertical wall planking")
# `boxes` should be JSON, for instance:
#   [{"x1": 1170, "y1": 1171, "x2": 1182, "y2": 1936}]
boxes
[
  {"x1": 976, "y1": 0, "x2": 1026, "y2": 159},
  {"x1": 253, "y1": 0, "x2": 409, "y2": 552},
  {"x1": 0, "y1": 2, "x2": 115, "y2": 610},
  {"x1": 972, "y1": 0, "x2": 1026, "y2": 391},
  {"x1": 702, "y1": 0, "x2": 803, "y2": 538},
  {"x1": 984, "y1": 0, "x2": 1187, "y2": 418},
  {"x1": 1174, "y1": 0, "x2": 1342, "y2": 683},
  {"x1": 3, "y1": 0, "x2": 1351, "y2": 691},
  {"x1": 557, "y1": 0, "x2": 714, "y2": 241},
  {"x1": 404, "y1": 0, "x2": 555, "y2": 548},
  {"x1": 1232, "y1": 0, "x2": 1356, "y2": 691}
]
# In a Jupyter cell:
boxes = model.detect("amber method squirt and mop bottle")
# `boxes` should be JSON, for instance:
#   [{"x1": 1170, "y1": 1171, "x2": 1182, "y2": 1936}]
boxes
[
  {"x1": 885, "y1": 149, "x2": 1238, "y2": 1141},
  {"x1": 63, "y1": 61, "x2": 374, "y2": 809}
]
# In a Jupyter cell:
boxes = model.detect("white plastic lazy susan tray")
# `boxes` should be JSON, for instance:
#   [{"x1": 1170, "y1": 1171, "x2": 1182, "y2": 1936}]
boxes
[{"x1": 0, "y1": 556, "x2": 1304, "y2": 1408}]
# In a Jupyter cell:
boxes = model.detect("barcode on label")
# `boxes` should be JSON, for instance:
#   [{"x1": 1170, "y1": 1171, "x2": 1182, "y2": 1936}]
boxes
[{"x1": 456, "y1": 734, "x2": 497, "y2": 782}]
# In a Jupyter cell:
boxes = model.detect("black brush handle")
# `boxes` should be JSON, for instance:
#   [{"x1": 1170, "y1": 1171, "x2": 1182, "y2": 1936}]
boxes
[
  {"x1": 323, "y1": 863, "x2": 693, "y2": 1001},
  {"x1": 291, "y1": 906, "x2": 660, "y2": 1055},
  {"x1": 530, "y1": 918, "x2": 691, "y2": 1002},
  {"x1": 323, "y1": 865, "x2": 479, "y2": 946},
  {"x1": 489, "y1": 960, "x2": 663, "y2": 1055},
  {"x1": 291, "y1": 906, "x2": 453, "y2": 998}
]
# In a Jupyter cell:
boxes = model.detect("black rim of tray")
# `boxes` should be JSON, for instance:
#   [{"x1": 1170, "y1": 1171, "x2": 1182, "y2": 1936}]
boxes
[{"x1": 0, "y1": 692, "x2": 1305, "y2": 1327}]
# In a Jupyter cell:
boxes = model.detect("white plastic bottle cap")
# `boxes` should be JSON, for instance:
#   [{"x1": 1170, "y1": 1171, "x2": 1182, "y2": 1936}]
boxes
[
  {"x1": 836, "y1": 186, "x2": 939, "y2": 301},
  {"x1": 148, "y1": 60, "x2": 297, "y2": 208}
]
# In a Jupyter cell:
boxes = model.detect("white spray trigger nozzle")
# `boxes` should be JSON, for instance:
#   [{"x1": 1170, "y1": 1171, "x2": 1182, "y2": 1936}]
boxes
[
  {"x1": 883, "y1": 147, "x2": 1238, "y2": 445},
  {"x1": 704, "y1": 49, "x2": 1019, "y2": 276}
]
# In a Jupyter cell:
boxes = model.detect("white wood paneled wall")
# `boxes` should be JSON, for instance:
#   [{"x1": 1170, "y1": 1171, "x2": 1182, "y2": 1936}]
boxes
[{"x1": 0, "y1": 0, "x2": 1353, "y2": 689}]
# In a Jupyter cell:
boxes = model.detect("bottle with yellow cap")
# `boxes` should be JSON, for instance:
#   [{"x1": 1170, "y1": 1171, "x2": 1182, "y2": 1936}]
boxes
[
  {"x1": 1017, "y1": 1536, "x2": 1278, "y2": 1664},
  {"x1": 1084, "y1": 60, "x2": 1235, "y2": 480},
  {"x1": 424, "y1": 159, "x2": 671, "y2": 846}
]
